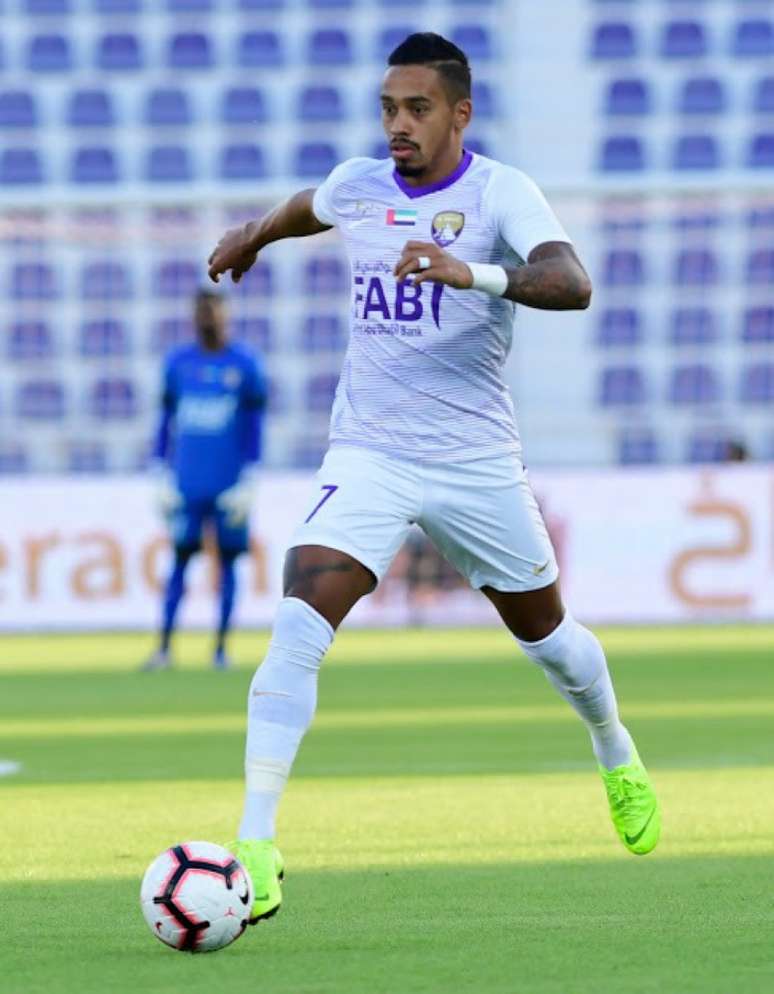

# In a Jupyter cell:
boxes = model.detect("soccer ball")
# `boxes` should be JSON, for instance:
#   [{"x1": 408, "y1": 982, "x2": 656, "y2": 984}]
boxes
[{"x1": 140, "y1": 841, "x2": 253, "y2": 953}]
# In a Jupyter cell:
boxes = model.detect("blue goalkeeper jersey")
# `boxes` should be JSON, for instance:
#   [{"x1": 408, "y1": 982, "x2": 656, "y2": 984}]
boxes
[{"x1": 154, "y1": 343, "x2": 267, "y2": 500}]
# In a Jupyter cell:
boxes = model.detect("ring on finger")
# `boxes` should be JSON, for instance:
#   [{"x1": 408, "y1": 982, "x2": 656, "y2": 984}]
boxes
[{"x1": 416, "y1": 255, "x2": 432, "y2": 271}]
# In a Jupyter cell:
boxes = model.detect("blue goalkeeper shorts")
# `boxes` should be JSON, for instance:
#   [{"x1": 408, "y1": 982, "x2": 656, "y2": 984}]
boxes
[{"x1": 169, "y1": 497, "x2": 249, "y2": 555}]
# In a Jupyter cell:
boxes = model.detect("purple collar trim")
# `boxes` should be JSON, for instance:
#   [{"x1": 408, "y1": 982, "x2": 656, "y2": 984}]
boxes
[{"x1": 392, "y1": 149, "x2": 473, "y2": 199}]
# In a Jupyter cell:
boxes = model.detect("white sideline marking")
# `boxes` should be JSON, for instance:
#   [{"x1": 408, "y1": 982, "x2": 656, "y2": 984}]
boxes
[{"x1": 0, "y1": 760, "x2": 21, "y2": 777}]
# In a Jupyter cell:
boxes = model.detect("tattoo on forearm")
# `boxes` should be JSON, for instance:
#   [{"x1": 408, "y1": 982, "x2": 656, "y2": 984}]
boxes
[{"x1": 503, "y1": 260, "x2": 590, "y2": 311}]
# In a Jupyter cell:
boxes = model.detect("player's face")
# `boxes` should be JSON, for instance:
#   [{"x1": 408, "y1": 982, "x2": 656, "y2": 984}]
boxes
[
  {"x1": 381, "y1": 65, "x2": 471, "y2": 178},
  {"x1": 195, "y1": 297, "x2": 228, "y2": 349}
]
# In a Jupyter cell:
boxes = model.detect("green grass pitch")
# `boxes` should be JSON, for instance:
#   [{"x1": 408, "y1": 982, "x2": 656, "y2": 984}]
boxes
[{"x1": 2, "y1": 625, "x2": 773, "y2": 994}]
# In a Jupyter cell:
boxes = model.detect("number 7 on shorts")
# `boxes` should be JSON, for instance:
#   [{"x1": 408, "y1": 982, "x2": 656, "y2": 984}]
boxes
[{"x1": 304, "y1": 484, "x2": 338, "y2": 523}]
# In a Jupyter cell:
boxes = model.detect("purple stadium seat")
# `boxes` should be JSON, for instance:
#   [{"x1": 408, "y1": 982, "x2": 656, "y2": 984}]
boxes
[
  {"x1": 660, "y1": 20, "x2": 708, "y2": 59},
  {"x1": 376, "y1": 27, "x2": 417, "y2": 60},
  {"x1": 17, "y1": 380, "x2": 65, "y2": 419},
  {"x1": 590, "y1": 22, "x2": 637, "y2": 60},
  {"x1": 70, "y1": 146, "x2": 119, "y2": 183},
  {"x1": 731, "y1": 19, "x2": 774, "y2": 58},
  {"x1": 303, "y1": 256, "x2": 348, "y2": 295},
  {"x1": 741, "y1": 306, "x2": 774, "y2": 343},
  {"x1": 25, "y1": 0, "x2": 71, "y2": 11},
  {"x1": 471, "y1": 81, "x2": 495, "y2": 119},
  {"x1": 673, "y1": 248, "x2": 719, "y2": 286},
  {"x1": 307, "y1": 29, "x2": 353, "y2": 66},
  {"x1": 309, "y1": 0, "x2": 353, "y2": 7},
  {"x1": 746, "y1": 248, "x2": 774, "y2": 285},
  {"x1": 91, "y1": 377, "x2": 137, "y2": 419},
  {"x1": 233, "y1": 318, "x2": 273, "y2": 352},
  {"x1": 0, "y1": 446, "x2": 29, "y2": 474},
  {"x1": 167, "y1": 33, "x2": 213, "y2": 70},
  {"x1": 167, "y1": 0, "x2": 212, "y2": 9},
  {"x1": 239, "y1": 0, "x2": 285, "y2": 8},
  {"x1": 605, "y1": 78, "x2": 651, "y2": 115},
  {"x1": 153, "y1": 318, "x2": 194, "y2": 352},
  {"x1": 687, "y1": 432, "x2": 732, "y2": 464},
  {"x1": 154, "y1": 260, "x2": 200, "y2": 298},
  {"x1": 0, "y1": 148, "x2": 43, "y2": 184},
  {"x1": 753, "y1": 77, "x2": 774, "y2": 113},
  {"x1": 219, "y1": 144, "x2": 268, "y2": 181},
  {"x1": 221, "y1": 87, "x2": 267, "y2": 125},
  {"x1": 747, "y1": 133, "x2": 774, "y2": 168},
  {"x1": 464, "y1": 137, "x2": 489, "y2": 157},
  {"x1": 238, "y1": 31, "x2": 284, "y2": 68},
  {"x1": 96, "y1": 33, "x2": 142, "y2": 71},
  {"x1": 266, "y1": 377, "x2": 286, "y2": 415},
  {"x1": 294, "y1": 142, "x2": 338, "y2": 178},
  {"x1": 301, "y1": 315, "x2": 346, "y2": 352},
  {"x1": 669, "y1": 364, "x2": 721, "y2": 405},
  {"x1": 370, "y1": 140, "x2": 390, "y2": 160},
  {"x1": 597, "y1": 307, "x2": 642, "y2": 346},
  {"x1": 79, "y1": 319, "x2": 129, "y2": 356},
  {"x1": 0, "y1": 91, "x2": 38, "y2": 128},
  {"x1": 298, "y1": 86, "x2": 345, "y2": 123},
  {"x1": 8, "y1": 321, "x2": 54, "y2": 360},
  {"x1": 451, "y1": 25, "x2": 493, "y2": 61},
  {"x1": 672, "y1": 134, "x2": 721, "y2": 170},
  {"x1": 670, "y1": 307, "x2": 717, "y2": 345},
  {"x1": 305, "y1": 373, "x2": 339, "y2": 413},
  {"x1": 230, "y1": 260, "x2": 273, "y2": 297},
  {"x1": 294, "y1": 439, "x2": 328, "y2": 470},
  {"x1": 599, "y1": 135, "x2": 645, "y2": 171},
  {"x1": 602, "y1": 249, "x2": 645, "y2": 287},
  {"x1": 618, "y1": 429, "x2": 659, "y2": 465},
  {"x1": 678, "y1": 77, "x2": 726, "y2": 114},
  {"x1": 27, "y1": 34, "x2": 72, "y2": 72},
  {"x1": 145, "y1": 145, "x2": 192, "y2": 182},
  {"x1": 11, "y1": 262, "x2": 58, "y2": 300},
  {"x1": 740, "y1": 363, "x2": 774, "y2": 403},
  {"x1": 95, "y1": 0, "x2": 141, "y2": 11},
  {"x1": 746, "y1": 204, "x2": 774, "y2": 229},
  {"x1": 599, "y1": 366, "x2": 646, "y2": 406},
  {"x1": 68, "y1": 443, "x2": 108, "y2": 474},
  {"x1": 67, "y1": 89, "x2": 115, "y2": 127},
  {"x1": 145, "y1": 88, "x2": 191, "y2": 126},
  {"x1": 81, "y1": 261, "x2": 133, "y2": 299}
]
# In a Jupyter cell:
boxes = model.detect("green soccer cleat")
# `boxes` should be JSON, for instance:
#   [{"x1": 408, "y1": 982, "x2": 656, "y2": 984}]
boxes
[
  {"x1": 228, "y1": 840, "x2": 284, "y2": 923},
  {"x1": 599, "y1": 748, "x2": 661, "y2": 855}
]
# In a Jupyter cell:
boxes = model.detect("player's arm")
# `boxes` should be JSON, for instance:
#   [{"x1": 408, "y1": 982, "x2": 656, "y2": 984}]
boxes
[
  {"x1": 394, "y1": 240, "x2": 592, "y2": 311},
  {"x1": 208, "y1": 189, "x2": 331, "y2": 285},
  {"x1": 216, "y1": 357, "x2": 267, "y2": 526},
  {"x1": 150, "y1": 361, "x2": 182, "y2": 515}
]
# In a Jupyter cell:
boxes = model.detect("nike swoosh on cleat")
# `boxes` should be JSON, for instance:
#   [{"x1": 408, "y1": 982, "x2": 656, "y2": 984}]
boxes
[
  {"x1": 625, "y1": 804, "x2": 657, "y2": 846},
  {"x1": 253, "y1": 892, "x2": 270, "y2": 902}
]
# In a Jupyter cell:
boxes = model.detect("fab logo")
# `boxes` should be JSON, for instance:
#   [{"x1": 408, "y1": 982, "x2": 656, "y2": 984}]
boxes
[{"x1": 353, "y1": 275, "x2": 444, "y2": 328}]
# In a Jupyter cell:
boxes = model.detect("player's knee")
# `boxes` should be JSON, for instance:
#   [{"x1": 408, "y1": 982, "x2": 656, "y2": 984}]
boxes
[{"x1": 511, "y1": 609, "x2": 565, "y2": 645}]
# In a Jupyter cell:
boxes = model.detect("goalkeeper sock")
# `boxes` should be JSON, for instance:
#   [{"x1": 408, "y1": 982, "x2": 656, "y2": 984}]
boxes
[
  {"x1": 238, "y1": 597, "x2": 334, "y2": 841},
  {"x1": 516, "y1": 612, "x2": 634, "y2": 771},
  {"x1": 216, "y1": 552, "x2": 238, "y2": 654},
  {"x1": 160, "y1": 549, "x2": 194, "y2": 652}
]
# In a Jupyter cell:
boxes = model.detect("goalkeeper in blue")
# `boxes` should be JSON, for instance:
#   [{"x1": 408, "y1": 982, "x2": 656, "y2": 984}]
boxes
[{"x1": 143, "y1": 289, "x2": 268, "y2": 671}]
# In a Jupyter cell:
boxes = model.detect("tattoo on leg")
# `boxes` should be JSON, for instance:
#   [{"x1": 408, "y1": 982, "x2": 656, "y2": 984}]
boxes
[{"x1": 283, "y1": 549, "x2": 357, "y2": 598}]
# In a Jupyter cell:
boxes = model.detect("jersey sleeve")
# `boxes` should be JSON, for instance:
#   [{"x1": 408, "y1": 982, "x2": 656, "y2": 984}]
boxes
[
  {"x1": 152, "y1": 357, "x2": 177, "y2": 461},
  {"x1": 485, "y1": 165, "x2": 571, "y2": 262},
  {"x1": 240, "y1": 355, "x2": 268, "y2": 465},
  {"x1": 311, "y1": 157, "x2": 373, "y2": 227}
]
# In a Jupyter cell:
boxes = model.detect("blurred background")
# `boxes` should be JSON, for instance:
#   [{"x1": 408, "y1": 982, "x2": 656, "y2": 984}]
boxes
[{"x1": 0, "y1": 0, "x2": 772, "y2": 629}]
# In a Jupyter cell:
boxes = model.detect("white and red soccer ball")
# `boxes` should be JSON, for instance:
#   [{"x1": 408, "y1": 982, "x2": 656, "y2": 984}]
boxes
[{"x1": 140, "y1": 841, "x2": 253, "y2": 953}]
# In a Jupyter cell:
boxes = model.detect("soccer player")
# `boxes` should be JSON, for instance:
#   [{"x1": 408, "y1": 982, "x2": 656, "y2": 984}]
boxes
[
  {"x1": 207, "y1": 33, "x2": 661, "y2": 922},
  {"x1": 144, "y1": 289, "x2": 267, "y2": 671}
]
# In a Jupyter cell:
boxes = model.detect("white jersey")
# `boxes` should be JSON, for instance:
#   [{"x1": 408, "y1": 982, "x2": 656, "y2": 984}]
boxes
[{"x1": 311, "y1": 151, "x2": 571, "y2": 463}]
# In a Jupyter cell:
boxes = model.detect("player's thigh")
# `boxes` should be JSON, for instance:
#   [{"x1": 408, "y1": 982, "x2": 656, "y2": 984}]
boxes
[
  {"x1": 169, "y1": 499, "x2": 205, "y2": 552},
  {"x1": 289, "y1": 445, "x2": 420, "y2": 590},
  {"x1": 420, "y1": 455, "x2": 560, "y2": 606},
  {"x1": 213, "y1": 506, "x2": 249, "y2": 557},
  {"x1": 283, "y1": 544, "x2": 376, "y2": 630},
  {"x1": 482, "y1": 581, "x2": 564, "y2": 643}
]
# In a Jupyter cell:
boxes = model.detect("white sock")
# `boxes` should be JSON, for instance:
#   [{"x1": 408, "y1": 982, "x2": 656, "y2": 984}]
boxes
[
  {"x1": 238, "y1": 597, "x2": 334, "y2": 841},
  {"x1": 516, "y1": 612, "x2": 634, "y2": 770}
]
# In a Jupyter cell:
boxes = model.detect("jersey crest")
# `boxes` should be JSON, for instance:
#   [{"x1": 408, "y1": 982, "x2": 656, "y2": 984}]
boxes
[{"x1": 431, "y1": 211, "x2": 465, "y2": 247}]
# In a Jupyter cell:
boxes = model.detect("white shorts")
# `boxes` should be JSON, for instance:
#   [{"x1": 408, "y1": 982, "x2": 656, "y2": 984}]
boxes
[{"x1": 289, "y1": 445, "x2": 559, "y2": 593}]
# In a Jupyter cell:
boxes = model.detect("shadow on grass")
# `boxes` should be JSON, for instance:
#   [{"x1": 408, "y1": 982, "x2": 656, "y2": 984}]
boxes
[{"x1": 7, "y1": 854, "x2": 774, "y2": 994}]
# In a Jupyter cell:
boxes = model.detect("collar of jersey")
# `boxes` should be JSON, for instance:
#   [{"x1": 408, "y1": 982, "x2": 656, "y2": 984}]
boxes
[{"x1": 391, "y1": 148, "x2": 473, "y2": 200}]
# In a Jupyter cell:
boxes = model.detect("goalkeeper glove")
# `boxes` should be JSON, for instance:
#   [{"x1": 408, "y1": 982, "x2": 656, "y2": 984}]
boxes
[
  {"x1": 216, "y1": 465, "x2": 259, "y2": 526},
  {"x1": 149, "y1": 460, "x2": 183, "y2": 518}
]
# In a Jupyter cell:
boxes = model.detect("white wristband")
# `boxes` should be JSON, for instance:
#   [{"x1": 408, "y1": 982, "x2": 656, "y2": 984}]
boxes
[{"x1": 466, "y1": 262, "x2": 508, "y2": 297}]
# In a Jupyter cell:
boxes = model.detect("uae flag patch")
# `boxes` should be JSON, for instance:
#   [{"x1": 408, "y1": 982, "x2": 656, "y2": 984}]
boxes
[{"x1": 386, "y1": 207, "x2": 417, "y2": 226}]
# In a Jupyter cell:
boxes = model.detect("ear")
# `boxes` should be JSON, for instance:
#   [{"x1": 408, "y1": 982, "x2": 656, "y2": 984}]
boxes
[{"x1": 454, "y1": 97, "x2": 472, "y2": 131}]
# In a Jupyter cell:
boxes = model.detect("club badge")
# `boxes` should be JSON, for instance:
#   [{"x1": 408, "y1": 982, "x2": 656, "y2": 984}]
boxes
[{"x1": 431, "y1": 210, "x2": 465, "y2": 247}]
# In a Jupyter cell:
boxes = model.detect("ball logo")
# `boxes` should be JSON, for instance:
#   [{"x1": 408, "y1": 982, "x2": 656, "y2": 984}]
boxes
[{"x1": 431, "y1": 211, "x2": 465, "y2": 247}]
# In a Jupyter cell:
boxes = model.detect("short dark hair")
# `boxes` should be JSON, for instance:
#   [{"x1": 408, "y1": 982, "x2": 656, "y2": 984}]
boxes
[
  {"x1": 387, "y1": 32, "x2": 471, "y2": 104},
  {"x1": 196, "y1": 287, "x2": 224, "y2": 303}
]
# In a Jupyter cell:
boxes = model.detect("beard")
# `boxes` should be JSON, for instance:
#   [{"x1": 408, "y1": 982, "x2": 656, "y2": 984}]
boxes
[{"x1": 394, "y1": 160, "x2": 426, "y2": 177}]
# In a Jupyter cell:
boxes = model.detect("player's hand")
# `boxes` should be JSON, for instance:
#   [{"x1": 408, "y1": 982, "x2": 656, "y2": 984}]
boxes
[
  {"x1": 207, "y1": 225, "x2": 259, "y2": 285},
  {"x1": 393, "y1": 241, "x2": 474, "y2": 289},
  {"x1": 216, "y1": 467, "x2": 259, "y2": 526},
  {"x1": 150, "y1": 461, "x2": 183, "y2": 518}
]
